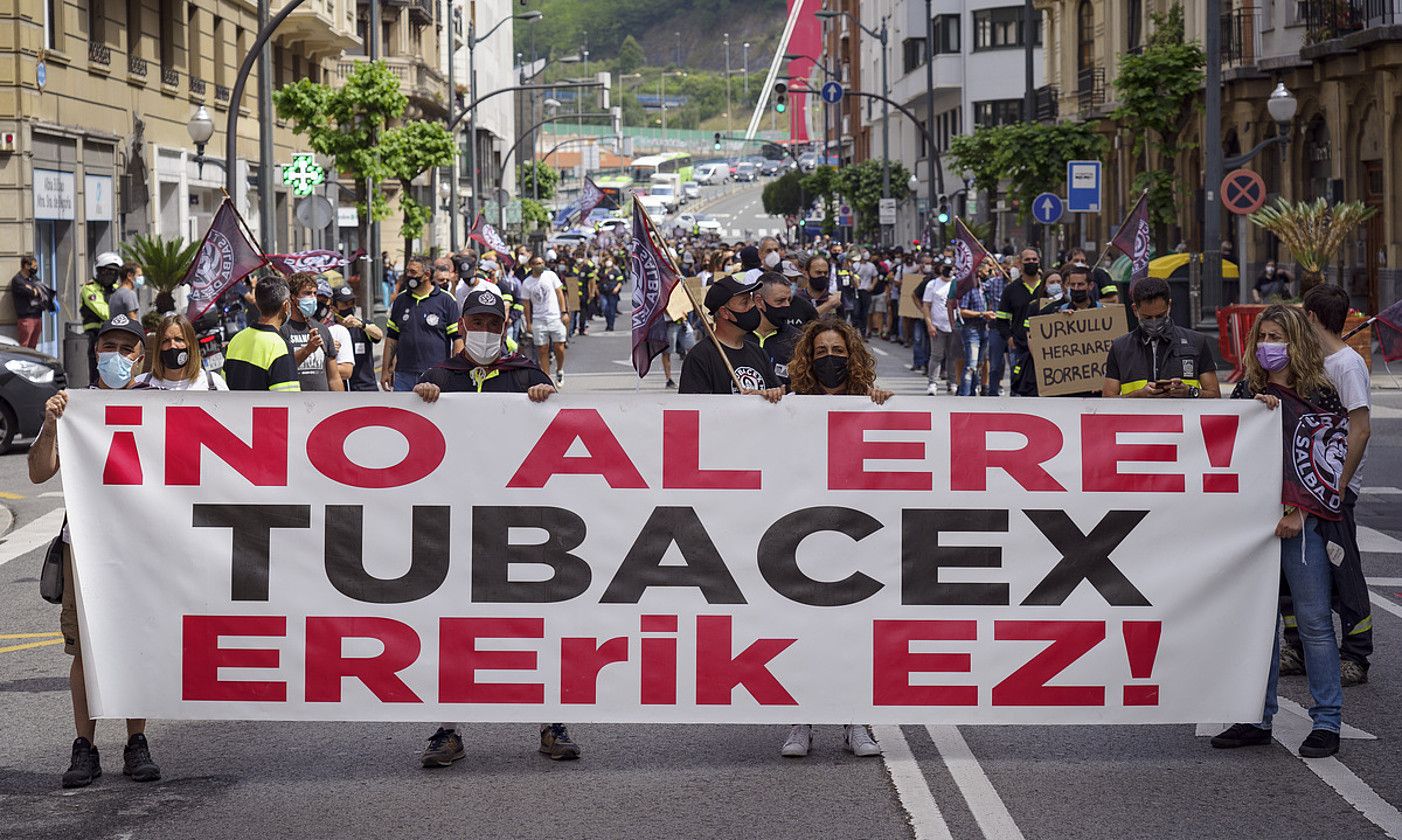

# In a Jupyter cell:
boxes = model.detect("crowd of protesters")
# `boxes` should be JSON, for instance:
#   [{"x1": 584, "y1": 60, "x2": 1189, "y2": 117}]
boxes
[{"x1": 26, "y1": 218, "x2": 1378, "y2": 787}]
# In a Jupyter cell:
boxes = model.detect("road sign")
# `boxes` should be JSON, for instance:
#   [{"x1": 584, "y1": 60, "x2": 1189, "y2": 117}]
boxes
[
  {"x1": 1222, "y1": 168, "x2": 1267, "y2": 215},
  {"x1": 1032, "y1": 193, "x2": 1064, "y2": 225},
  {"x1": 878, "y1": 198, "x2": 897, "y2": 225},
  {"x1": 821, "y1": 81, "x2": 844, "y2": 104},
  {"x1": 1066, "y1": 160, "x2": 1102, "y2": 213},
  {"x1": 294, "y1": 195, "x2": 335, "y2": 229}
]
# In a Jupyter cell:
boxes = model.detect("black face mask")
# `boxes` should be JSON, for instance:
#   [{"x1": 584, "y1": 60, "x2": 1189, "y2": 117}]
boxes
[
  {"x1": 1070, "y1": 288, "x2": 1090, "y2": 303},
  {"x1": 809, "y1": 275, "x2": 827, "y2": 290},
  {"x1": 727, "y1": 306, "x2": 762, "y2": 333},
  {"x1": 1023, "y1": 262, "x2": 1041, "y2": 276},
  {"x1": 314, "y1": 303, "x2": 330, "y2": 321},
  {"x1": 405, "y1": 274, "x2": 422, "y2": 289},
  {"x1": 813, "y1": 354, "x2": 849, "y2": 389},
  {"x1": 160, "y1": 346, "x2": 191, "y2": 372},
  {"x1": 762, "y1": 302, "x2": 790, "y2": 325}
]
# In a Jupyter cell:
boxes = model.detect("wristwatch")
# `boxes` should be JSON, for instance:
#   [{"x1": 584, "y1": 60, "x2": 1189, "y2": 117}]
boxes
[{"x1": 1186, "y1": 385, "x2": 1201, "y2": 398}]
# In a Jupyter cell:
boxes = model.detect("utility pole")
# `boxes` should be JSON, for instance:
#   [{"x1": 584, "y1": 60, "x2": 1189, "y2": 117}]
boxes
[
  {"x1": 743, "y1": 42, "x2": 750, "y2": 98},
  {"x1": 878, "y1": 16, "x2": 890, "y2": 247},
  {"x1": 924, "y1": 0, "x2": 937, "y2": 243},
  {"x1": 724, "y1": 34, "x2": 732, "y2": 134},
  {"x1": 1202, "y1": 0, "x2": 1225, "y2": 323},
  {"x1": 448, "y1": 3, "x2": 459, "y2": 251},
  {"x1": 1023, "y1": 0, "x2": 1035, "y2": 247},
  {"x1": 467, "y1": 2, "x2": 478, "y2": 229},
  {"x1": 257, "y1": 0, "x2": 274, "y2": 252},
  {"x1": 366, "y1": 0, "x2": 381, "y2": 318}
]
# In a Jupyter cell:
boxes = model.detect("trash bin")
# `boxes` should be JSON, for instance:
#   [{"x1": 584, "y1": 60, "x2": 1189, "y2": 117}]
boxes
[{"x1": 63, "y1": 321, "x2": 89, "y2": 389}]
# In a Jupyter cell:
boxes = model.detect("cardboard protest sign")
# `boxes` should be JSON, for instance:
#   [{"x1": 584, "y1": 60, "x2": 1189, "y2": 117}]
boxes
[{"x1": 1027, "y1": 306, "x2": 1129, "y2": 396}]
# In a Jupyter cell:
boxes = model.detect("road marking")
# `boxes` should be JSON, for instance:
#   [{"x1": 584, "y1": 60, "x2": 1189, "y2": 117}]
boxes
[
  {"x1": 1369, "y1": 591, "x2": 1402, "y2": 621},
  {"x1": 0, "y1": 638, "x2": 63, "y2": 654},
  {"x1": 38, "y1": 491, "x2": 64, "y2": 499},
  {"x1": 1367, "y1": 577, "x2": 1402, "y2": 587},
  {"x1": 1358, "y1": 525, "x2": 1402, "y2": 554},
  {"x1": 872, "y1": 726, "x2": 954, "y2": 840},
  {"x1": 926, "y1": 725, "x2": 1027, "y2": 840},
  {"x1": 872, "y1": 346, "x2": 890, "y2": 357},
  {"x1": 0, "y1": 508, "x2": 67, "y2": 568},
  {"x1": 1267, "y1": 701, "x2": 1402, "y2": 838},
  {"x1": 0, "y1": 632, "x2": 62, "y2": 640},
  {"x1": 1364, "y1": 487, "x2": 1402, "y2": 495},
  {"x1": 0, "y1": 491, "x2": 25, "y2": 500},
  {"x1": 1196, "y1": 698, "x2": 1376, "y2": 741}
]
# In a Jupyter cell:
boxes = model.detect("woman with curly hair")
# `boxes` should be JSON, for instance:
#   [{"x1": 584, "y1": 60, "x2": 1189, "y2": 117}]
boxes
[
  {"x1": 787, "y1": 318, "x2": 892, "y2": 404},
  {"x1": 1212, "y1": 304, "x2": 1347, "y2": 759}
]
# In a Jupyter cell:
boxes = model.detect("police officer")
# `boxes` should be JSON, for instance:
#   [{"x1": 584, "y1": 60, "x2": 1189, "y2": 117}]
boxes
[
  {"x1": 1102, "y1": 276, "x2": 1221, "y2": 399},
  {"x1": 330, "y1": 285, "x2": 383, "y2": 392},
  {"x1": 80, "y1": 252, "x2": 122, "y2": 383}
]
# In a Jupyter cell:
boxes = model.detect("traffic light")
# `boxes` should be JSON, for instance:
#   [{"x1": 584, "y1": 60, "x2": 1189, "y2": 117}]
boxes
[
  {"x1": 713, "y1": 132, "x2": 722, "y2": 150},
  {"x1": 936, "y1": 196, "x2": 951, "y2": 225},
  {"x1": 774, "y1": 82, "x2": 787, "y2": 113}
]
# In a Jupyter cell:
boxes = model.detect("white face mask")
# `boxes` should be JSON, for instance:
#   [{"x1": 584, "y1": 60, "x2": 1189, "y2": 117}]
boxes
[
  {"x1": 763, "y1": 250, "x2": 781, "y2": 268},
  {"x1": 464, "y1": 330, "x2": 502, "y2": 364}
]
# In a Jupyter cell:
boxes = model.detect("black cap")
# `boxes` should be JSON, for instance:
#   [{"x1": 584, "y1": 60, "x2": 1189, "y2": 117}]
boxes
[
  {"x1": 461, "y1": 288, "x2": 506, "y2": 319},
  {"x1": 738, "y1": 245, "x2": 762, "y2": 271},
  {"x1": 97, "y1": 313, "x2": 145, "y2": 343},
  {"x1": 332, "y1": 286, "x2": 356, "y2": 305},
  {"x1": 703, "y1": 274, "x2": 761, "y2": 314}
]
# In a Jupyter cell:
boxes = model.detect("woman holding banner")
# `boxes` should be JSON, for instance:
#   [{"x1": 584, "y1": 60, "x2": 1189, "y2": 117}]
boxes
[{"x1": 1212, "y1": 305, "x2": 1346, "y2": 759}]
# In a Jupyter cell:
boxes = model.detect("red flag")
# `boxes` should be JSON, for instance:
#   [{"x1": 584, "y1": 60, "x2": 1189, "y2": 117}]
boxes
[
  {"x1": 1111, "y1": 192, "x2": 1152, "y2": 290},
  {"x1": 578, "y1": 175, "x2": 608, "y2": 220},
  {"x1": 468, "y1": 215, "x2": 514, "y2": 265},
  {"x1": 628, "y1": 194, "x2": 682, "y2": 378},
  {"x1": 951, "y1": 217, "x2": 993, "y2": 300},
  {"x1": 184, "y1": 199, "x2": 267, "y2": 323},
  {"x1": 1372, "y1": 297, "x2": 1402, "y2": 362}
]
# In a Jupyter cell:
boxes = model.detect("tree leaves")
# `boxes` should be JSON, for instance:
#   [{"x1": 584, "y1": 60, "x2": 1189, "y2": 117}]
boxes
[
  {"x1": 1249, "y1": 198, "x2": 1379, "y2": 275},
  {"x1": 119, "y1": 234, "x2": 199, "y2": 293},
  {"x1": 761, "y1": 171, "x2": 805, "y2": 217},
  {"x1": 947, "y1": 122, "x2": 1107, "y2": 226}
]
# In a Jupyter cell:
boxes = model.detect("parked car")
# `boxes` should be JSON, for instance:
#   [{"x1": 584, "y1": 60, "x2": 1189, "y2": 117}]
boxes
[
  {"x1": 682, "y1": 181, "x2": 701, "y2": 201},
  {"x1": 0, "y1": 340, "x2": 64, "y2": 453},
  {"x1": 734, "y1": 162, "x2": 757, "y2": 182}
]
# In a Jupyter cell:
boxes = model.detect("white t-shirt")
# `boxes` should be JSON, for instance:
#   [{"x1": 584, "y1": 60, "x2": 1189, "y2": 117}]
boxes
[
  {"x1": 454, "y1": 277, "x2": 503, "y2": 308},
  {"x1": 856, "y1": 261, "x2": 878, "y2": 291},
  {"x1": 922, "y1": 278, "x2": 953, "y2": 332},
  {"x1": 327, "y1": 323, "x2": 355, "y2": 369},
  {"x1": 133, "y1": 370, "x2": 230, "y2": 390},
  {"x1": 523, "y1": 271, "x2": 564, "y2": 323},
  {"x1": 1323, "y1": 346, "x2": 1370, "y2": 494}
]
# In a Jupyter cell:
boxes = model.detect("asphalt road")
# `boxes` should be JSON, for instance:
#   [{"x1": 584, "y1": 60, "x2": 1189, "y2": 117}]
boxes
[{"x1": 3, "y1": 193, "x2": 1402, "y2": 838}]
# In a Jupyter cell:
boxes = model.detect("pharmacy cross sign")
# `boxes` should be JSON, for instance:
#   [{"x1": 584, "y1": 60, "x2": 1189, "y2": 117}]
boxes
[{"x1": 281, "y1": 153, "x2": 326, "y2": 198}]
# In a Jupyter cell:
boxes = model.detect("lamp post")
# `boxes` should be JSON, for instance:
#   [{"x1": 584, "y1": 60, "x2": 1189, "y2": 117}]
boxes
[
  {"x1": 187, "y1": 106, "x2": 216, "y2": 178},
  {"x1": 817, "y1": 9, "x2": 890, "y2": 244},
  {"x1": 1225, "y1": 81, "x2": 1297, "y2": 304},
  {"x1": 743, "y1": 42, "x2": 750, "y2": 98},
  {"x1": 724, "y1": 34, "x2": 732, "y2": 135},
  {"x1": 785, "y1": 53, "x2": 838, "y2": 167},
  {"x1": 660, "y1": 70, "x2": 685, "y2": 146},
  {"x1": 467, "y1": 8, "x2": 541, "y2": 232}
]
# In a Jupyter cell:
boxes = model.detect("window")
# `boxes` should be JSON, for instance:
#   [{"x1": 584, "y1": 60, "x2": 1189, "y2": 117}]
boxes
[
  {"x1": 973, "y1": 7, "x2": 1042, "y2": 50},
  {"x1": 1077, "y1": 0, "x2": 1094, "y2": 71},
  {"x1": 187, "y1": 3, "x2": 200, "y2": 78},
  {"x1": 127, "y1": 0, "x2": 141, "y2": 56},
  {"x1": 902, "y1": 37, "x2": 925, "y2": 73},
  {"x1": 935, "y1": 107, "x2": 963, "y2": 149},
  {"x1": 1126, "y1": 0, "x2": 1143, "y2": 50},
  {"x1": 932, "y1": 15, "x2": 960, "y2": 54},
  {"x1": 974, "y1": 99, "x2": 1023, "y2": 127},
  {"x1": 212, "y1": 16, "x2": 226, "y2": 88},
  {"x1": 159, "y1": 0, "x2": 177, "y2": 69},
  {"x1": 44, "y1": 0, "x2": 58, "y2": 50}
]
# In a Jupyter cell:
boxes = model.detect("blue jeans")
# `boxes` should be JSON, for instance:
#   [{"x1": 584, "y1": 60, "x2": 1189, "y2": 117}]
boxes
[
  {"x1": 912, "y1": 324, "x2": 929, "y2": 371},
  {"x1": 392, "y1": 371, "x2": 420, "y2": 392},
  {"x1": 1262, "y1": 518, "x2": 1342, "y2": 733},
  {"x1": 985, "y1": 330, "x2": 1008, "y2": 396},
  {"x1": 602, "y1": 294, "x2": 619, "y2": 330},
  {"x1": 958, "y1": 325, "x2": 987, "y2": 396}
]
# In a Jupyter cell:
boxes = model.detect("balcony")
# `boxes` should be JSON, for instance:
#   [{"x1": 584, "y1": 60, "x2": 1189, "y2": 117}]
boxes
[
  {"x1": 279, "y1": 0, "x2": 362, "y2": 59},
  {"x1": 1222, "y1": 8, "x2": 1264, "y2": 67},
  {"x1": 1034, "y1": 84, "x2": 1058, "y2": 121},
  {"x1": 408, "y1": 0, "x2": 434, "y2": 24},
  {"x1": 88, "y1": 40, "x2": 111, "y2": 67},
  {"x1": 129, "y1": 54, "x2": 149, "y2": 78},
  {"x1": 161, "y1": 66, "x2": 179, "y2": 86},
  {"x1": 332, "y1": 55, "x2": 447, "y2": 118},
  {"x1": 1304, "y1": 0, "x2": 1402, "y2": 48},
  {"x1": 1075, "y1": 66, "x2": 1105, "y2": 116}
]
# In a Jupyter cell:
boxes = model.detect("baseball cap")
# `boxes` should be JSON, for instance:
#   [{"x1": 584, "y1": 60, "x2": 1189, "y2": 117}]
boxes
[
  {"x1": 315, "y1": 277, "x2": 333, "y2": 298},
  {"x1": 480, "y1": 259, "x2": 499, "y2": 273},
  {"x1": 97, "y1": 313, "x2": 145, "y2": 343},
  {"x1": 780, "y1": 259, "x2": 804, "y2": 279},
  {"x1": 703, "y1": 274, "x2": 761, "y2": 315},
  {"x1": 332, "y1": 286, "x2": 356, "y2": 305},
  {"x1": 461, "y1": 288, "x2": 506, "y2": 319}
]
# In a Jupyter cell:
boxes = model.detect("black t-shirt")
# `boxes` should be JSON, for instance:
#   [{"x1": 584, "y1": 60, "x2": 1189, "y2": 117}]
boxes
[
  {"x1": 757, "y1": 326, "x2": 800, "y2": 388},
  {"x1": 342, "y1": 322, "x2": 380, "y2": 392},
  {"x1": 280, "y1": 318, "x2": 337, "y2": 392},
  {"x1": 418, "y1": 355, "x2": 553, "y2": 393},
  {"x1": 678, "y1": 336, "x2": 780, "y2": 394}
]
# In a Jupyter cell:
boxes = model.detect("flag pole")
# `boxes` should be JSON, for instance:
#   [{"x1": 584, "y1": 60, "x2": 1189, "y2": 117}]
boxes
[
  {"x1": 635, "y1": 195, "x2": 744, "y2": 392},
  {"x1": 1095, "y1": 189, "x2": 1150, "y2": 272}
]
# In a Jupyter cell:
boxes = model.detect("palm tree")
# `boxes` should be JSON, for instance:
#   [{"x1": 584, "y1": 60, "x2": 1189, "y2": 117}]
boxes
[
  {"x1": 1248, "y1": 198, "x2": 1377, "y2": 293},
  {"x1": 120, "y1": 234, "x2": 200, "y2": 313}
]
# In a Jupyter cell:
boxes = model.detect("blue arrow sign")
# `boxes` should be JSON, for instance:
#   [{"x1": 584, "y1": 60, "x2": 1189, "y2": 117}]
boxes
[
  {"x1": 820, "y1": 81, "x2": 844, "y2": 105},
  {"x1": 1032, "y1": 193, "x2": 1064, "y2": 225},
  {"x1": 1066, "y1": 160, "x2": 1102, "y2": 213}
]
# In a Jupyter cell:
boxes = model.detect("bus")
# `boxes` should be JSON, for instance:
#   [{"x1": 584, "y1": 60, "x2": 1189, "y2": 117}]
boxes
[
  {"x1": 629, "y1": 152, "x2": 694, "y2": 186},
  {"x1": 593, "y1": 174, "x2": 633, "y2": 211}
]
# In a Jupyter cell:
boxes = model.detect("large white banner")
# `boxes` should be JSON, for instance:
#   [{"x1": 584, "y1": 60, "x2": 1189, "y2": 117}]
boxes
[{"x1": 61, "y1": 391, "x2": 1282, "y2": 724}]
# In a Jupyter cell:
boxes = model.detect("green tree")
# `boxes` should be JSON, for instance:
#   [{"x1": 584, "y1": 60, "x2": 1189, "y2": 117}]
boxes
[
  {"x1": 946, "y1": 122, "x2": 1107, "y2": 227},
  {"x1": 1112, "y1": 4, "x2": 1205, "y2": 236},
  {"x1": 761, "y1": 171, "x2": 805, "y2": 217},
  {"x1": 521, "y1": 197, "x2": 552, "y2": 229},
  {"x1": 120, "y1": 234, "x2": 199, "y2": 313},
  {"x1": 833, "y1": 160, "x2": 912, "y2": 240},
  {"x1": 616, "y1": 35, "x2": 646, "y2": 75},
  {"x1": 274, "y1": 60, "x2": 454, "y2": 256},
  {"x1": 518, "y1": 161, "x2": 560, "y2": 201},
  {"x1": 801, "y1": 166, "x2": 841, "y2": 236}
]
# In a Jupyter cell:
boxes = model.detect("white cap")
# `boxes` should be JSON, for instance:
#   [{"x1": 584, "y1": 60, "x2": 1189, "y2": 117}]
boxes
[{"x1": 94, "y1": 251, "x2": 123, "y2": 270}]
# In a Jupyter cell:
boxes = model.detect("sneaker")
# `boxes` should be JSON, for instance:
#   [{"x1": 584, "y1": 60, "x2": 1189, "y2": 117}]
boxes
[
  {"x1": 926, "y1": 383, "x2": 940, "y2": 396},
  {"x1": 1278, "y1": 646, "x2": 1305, "y2": 676},
  {"x1": 62, "y1": 737, "x2": 101, "y2": 788},
  {"x1": 843, "y1": 725, "x2": 882, "y2": 757},
  {"x1": 780, "y1": 724, "x2": 812, "y2": 758},
  {"x1": 122, "y1": 733, "x2": 161, "y2": 782},
  {"x1": 666, "y1": 379, "x2": 676, "y2": 390},
  {"x1": 1298, "y1": 729, "x2": 1340, "y2": 758},
  {"x1": 555, "y1": 371, "x2": 564, "y2": 385},
  {"x1": 1210, "y1": 723, "x2": 1273, "y2": 749},
  {"x1": 539, "y1": 723, "x2": 580, "y2": 761},
  {"x1": 421, "y1": 727, "x2": 465, "y2": 768},
  {"x1": 1341, "y1": 659, "x2": 1369, "y2": 686}
]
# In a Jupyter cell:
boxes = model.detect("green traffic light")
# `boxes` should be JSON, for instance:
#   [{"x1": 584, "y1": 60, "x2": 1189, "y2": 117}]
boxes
[
  {"x1": 937, "y1": 211, "x2": 950, "y2": 224},
  {"x1": 775, "y1": 100, "x2": 787, "y2": 113}
]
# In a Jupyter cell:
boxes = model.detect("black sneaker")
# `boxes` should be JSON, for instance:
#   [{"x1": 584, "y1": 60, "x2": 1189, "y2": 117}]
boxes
[
  {"x1": 539, "y1": 723, "x2": 580, "y2": 761},
  {"x1": 122, "y1": 733, "x2": 161, "y2": 782},
  {"x1": 1210, "y1": 723, "x2": 1273, "y2": 749},
  {"x1": 62, "y1": 737, "x2": 101, "y2": 788},
  {"x1": 421, "y1": 727, "x2": 465, "y2": 768},
  {"x1": 1299, "y1": 729, "x2": 1340, "y2": 759},
  {"x1": 665, "y1": 379, "x2": 676, "y2": 389}
]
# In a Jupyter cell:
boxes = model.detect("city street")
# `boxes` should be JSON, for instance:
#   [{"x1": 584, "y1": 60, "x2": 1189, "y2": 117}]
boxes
[{"x1": 2, "y1": 310, "x2": 1401, "y2": 840}]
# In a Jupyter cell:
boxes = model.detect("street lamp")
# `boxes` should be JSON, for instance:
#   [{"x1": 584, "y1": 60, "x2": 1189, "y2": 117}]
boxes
[
  {"x1": 1266, "y1": 81, "x2": 1298, "y2": 128},
  {"x1": 1222, "y1": 81, "x2": 1297, "y2": 304},
  {"x1": 724, "y1": 34, "x2": 732, "y2": 134},
  {"x1": 187, "y1": 105, "x2": 215, "y2": 177},
  {"x1": 743, "y1": 42, "x2": 750, "y2": 98},
  {"x1": 817, "y1": 9, "x2": 892, "y2": 244},
  {"x1": 907, "y1": 175, "x2": 919, "y2": 192}
]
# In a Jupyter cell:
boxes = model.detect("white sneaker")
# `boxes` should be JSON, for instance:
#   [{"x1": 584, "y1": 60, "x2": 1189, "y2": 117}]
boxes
[
  {"x1": 781, "y1": 724, "x2": 812, "y2": 757},
  {"x1": 843, "y1": 724, "x2": 882, "y2": 757},
  {"x1": 926, "y1": 383, "x2": 940, "y2": 395}
]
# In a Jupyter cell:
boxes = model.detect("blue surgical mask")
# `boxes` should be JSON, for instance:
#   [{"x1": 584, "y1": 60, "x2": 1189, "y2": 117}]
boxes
[
  {"x1": 96, "y1": 351, "x2": 136, "y2": 389},
  {"x1": 298, "y1": 297, "x2": 317, "y2": 318},
  {"x1": 133, "y1": 274, "x2": 145, "y2": 288}
]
